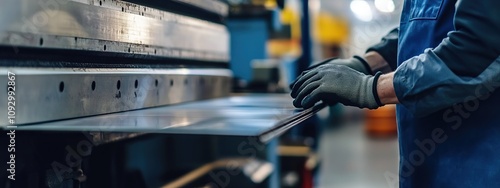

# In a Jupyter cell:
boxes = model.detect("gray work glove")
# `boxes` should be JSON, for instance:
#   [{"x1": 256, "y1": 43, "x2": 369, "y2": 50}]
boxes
[
  {"x1": 290, "y1": 64, "x2": 383, "y2": 109},
  {"x1": 289, "y1": 56, "x2": 372, "y2": 89}
]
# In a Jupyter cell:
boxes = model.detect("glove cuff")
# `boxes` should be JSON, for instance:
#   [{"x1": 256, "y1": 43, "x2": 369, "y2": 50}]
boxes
[
  {"x1": 371, "y1": 71, "x2": 384, "y2": 107},
  {"x1": 353, "y1": 55, "x2": 374, "y2": 75}
]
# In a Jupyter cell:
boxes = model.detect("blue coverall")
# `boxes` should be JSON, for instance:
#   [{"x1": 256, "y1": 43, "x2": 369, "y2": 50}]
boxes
[{"x1": 394, "y1": 0, "x2": 500, "y2": 187}]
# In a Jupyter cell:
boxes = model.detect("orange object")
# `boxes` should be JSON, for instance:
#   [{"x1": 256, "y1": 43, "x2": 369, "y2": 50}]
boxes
[{"x1": 365, "y1": 105, "x2": 398, "y2": 138}]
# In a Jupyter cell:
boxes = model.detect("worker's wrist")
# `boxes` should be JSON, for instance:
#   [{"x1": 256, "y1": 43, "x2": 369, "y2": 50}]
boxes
[
  {"x1": 376, "y1": 72, "x2": 399, "y2": 105},
  {"x1": 371, "y1": 72, "x2": 383, "y2": 107}
]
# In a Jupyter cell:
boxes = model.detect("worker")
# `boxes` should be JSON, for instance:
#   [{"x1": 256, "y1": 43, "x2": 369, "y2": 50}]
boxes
[{"x1": 291, "y1": 0, "x2": 500, "y2": 187}]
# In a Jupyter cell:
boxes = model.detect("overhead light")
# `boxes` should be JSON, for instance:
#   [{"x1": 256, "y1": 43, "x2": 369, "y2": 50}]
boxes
[
  {"x1": 350, "y1": 0, "x2": 373, "y2": 22},
  {"x1": 374, "y1": 0, "x2": 395, "y2": 13},
  {"x1": 309, "y1": 0, "x2": 321, "y2": 13}
]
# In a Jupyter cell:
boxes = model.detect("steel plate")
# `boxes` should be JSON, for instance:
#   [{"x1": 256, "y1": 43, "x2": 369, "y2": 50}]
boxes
[{"x1": 11, "y1": 94, "x2": 326, "y2": 142}]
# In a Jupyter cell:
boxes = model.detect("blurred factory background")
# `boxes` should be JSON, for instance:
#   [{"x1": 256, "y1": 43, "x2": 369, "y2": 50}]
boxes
[
  {"x1": 0, "y1": 0, "x2": 403, "y2": 187},
  {"x1": 226, "y1": 1, "x2": 403, "y2": 186}
]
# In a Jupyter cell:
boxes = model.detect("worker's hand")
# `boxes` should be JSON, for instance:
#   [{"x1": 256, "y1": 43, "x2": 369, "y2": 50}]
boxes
[
  {"x1": 290, "y1": 64, "x2": 382, "y2": 109},
  {"x1": 289, "y1": 56, "x2": 371, "y2": 89}
]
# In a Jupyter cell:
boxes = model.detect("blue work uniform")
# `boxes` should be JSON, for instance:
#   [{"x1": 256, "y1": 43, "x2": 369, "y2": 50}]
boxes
[{"x1": 394, "y1": 0, "x2": 500, "y2": 187}]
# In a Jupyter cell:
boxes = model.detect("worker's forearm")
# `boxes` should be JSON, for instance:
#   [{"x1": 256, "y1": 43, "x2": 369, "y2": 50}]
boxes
[
  {"x1": 366, "y1": 28, "x2": 399, "y2": 71},
  {"x1": 376, "y1": 72, "x2": 399, "y2": 105},
  {"x1": 363, "y1": 51, "x2": 392, "y2": 74}
]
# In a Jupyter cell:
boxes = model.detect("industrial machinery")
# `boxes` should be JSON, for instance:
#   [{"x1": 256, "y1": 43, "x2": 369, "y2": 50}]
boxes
[{"x1": 0, "y1": 0, "x2": 324, "y2": 187}]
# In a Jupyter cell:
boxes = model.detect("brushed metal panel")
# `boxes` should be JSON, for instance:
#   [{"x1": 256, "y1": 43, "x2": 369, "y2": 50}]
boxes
[
  {"x1": 0, "y1": 0, "x2": 229, "y2": 61},
  {"x1": 0, "y1": 67, "x2": 232, "y2": 125}
]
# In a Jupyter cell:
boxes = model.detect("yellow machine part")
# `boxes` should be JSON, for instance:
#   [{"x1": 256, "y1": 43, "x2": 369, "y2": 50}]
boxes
[
  {"x1": 313, "y1": 12, "x2": 350, "y2": 45},
  {"x1": 249, "y1": 0, "x2": 278, "y2": 9},
  {"x1": 268, "y1": 5, "x2": 302, "y2": 57},
  {"x1": 269, "y1": 9, "x2": 350, "y2": 57}
]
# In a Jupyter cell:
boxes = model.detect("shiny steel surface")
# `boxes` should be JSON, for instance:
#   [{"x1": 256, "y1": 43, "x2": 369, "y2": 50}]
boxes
[
  {"x1": 0, "y1": 67, "x2": 231, "y2": 125},
  {"x1": 0, "y1": 0, "x2": 229, "y2": 61},
  {"x1": 14, "y1": 94, "x2": 324, "y2": 142}
]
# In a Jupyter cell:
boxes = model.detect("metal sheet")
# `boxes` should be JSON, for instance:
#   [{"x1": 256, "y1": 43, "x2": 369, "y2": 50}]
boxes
[
  {"x1": 0, "y1": 0, "x2": 229, "y2": 62},
  {"x1": 12, "y1": 94, "x2": 325, "y2": 142},
  {"x1": 259, "y1": 102, "x2": 326, "y2": 142},
  {"x1": 0, "y1": 67, "x2": 231, "y2": 125}
]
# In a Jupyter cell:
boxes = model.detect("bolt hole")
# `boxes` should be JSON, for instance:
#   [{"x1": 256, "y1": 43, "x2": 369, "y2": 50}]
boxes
[
  {"x1": 170, "y1": 80, "x2": 174, "y2": 86},
  {"x1": 91, "y1": 81, "x2": 96, "y2": 91},
  {"x1": 59, "y1": 82, "x2": 64, "y2": 92},
  {"x1": 122, "y1": 7, "x2": 124, "y2": 12},
  {"x1": 117, "y1": 80, "x2": 121, "y2": 90},
  {"x1": 128, "y1": 48, "x2": 131, "y2": 53},
  {"x1": 155, "y1": 79, "x2": 158, "y2": 87},
  {"x1": 154, "y1": 49, "x2": 157, "y2": 54},
  {"x1": 99, "y1": 1, "x2": 102, "y2": 6},
  {"x1": 39, "y1": 38, "x2": 44, "y2": 46},
  {"x1": 135, "y1": 80, "x2": 138, "y2": 88},
  {"x1": 74, "y1": 37, "x2": 77, "y2": 42},
  {"x1": 103, "y1": 45, "x2": 106, "y2": 51},
  {"x1": 184, "y1": 79, "x2": 188, "y2": 85}
]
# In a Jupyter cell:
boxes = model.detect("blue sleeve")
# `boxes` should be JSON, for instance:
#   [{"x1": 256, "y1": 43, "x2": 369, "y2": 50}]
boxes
[
  {"x1": 393, "y1": 49, "x2": 500, "y2": 117},
  {"x1": 393, "y1": 0, "x2": 500, "y2": 117},
  {"x1": 433, "y1": 0, "x2": 500, "y2": 77}
]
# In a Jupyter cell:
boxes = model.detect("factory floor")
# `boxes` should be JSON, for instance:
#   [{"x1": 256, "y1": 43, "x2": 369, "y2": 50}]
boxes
[{"x1": 316, "y1": 108, "x2": 400, "y2": 188}]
